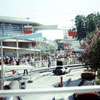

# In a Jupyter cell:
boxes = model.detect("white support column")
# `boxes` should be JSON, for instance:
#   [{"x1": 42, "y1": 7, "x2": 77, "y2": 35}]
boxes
[
  {"x1": 16, "y1": 39, "x2": 19, "y2": 59},
  {"x1": 0, "y1": 41, "x2": 4, "y2": 90},
  {"x1": 37, "y1": 52, "x2": 39, "y2": 68}
]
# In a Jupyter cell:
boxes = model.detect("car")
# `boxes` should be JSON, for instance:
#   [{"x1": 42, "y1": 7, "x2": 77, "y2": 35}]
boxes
[{"x1": 53, "y1": 66, "x2": 70, "y2": 75}]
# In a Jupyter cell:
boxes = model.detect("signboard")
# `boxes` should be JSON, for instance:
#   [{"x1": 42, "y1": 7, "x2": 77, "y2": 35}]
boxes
[
  {"x1": 24, "y1": 25, "x2": 33, "y2": 34},
  {"x1": 24, "y1": 30, "x2": 32, "y2": 34},
  {"x1": 64, "y1": 49, "x2": 72, "y2": 52},
  {"x1": 64, "y1": 43, "x2": 72, "y2": 47},
  {"x1": 68, "y1": 31, "x2": 77, "y2": 37}
]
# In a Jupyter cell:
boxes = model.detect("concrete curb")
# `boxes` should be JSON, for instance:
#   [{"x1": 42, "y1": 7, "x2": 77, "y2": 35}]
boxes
[{"x1": 31, "y1": 64, "x2": 83, "y2": 73}]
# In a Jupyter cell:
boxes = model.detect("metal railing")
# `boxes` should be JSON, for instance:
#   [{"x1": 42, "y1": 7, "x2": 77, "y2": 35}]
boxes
[{"x1": 0, "y1": 86, "x2": 100, "y2": 97}]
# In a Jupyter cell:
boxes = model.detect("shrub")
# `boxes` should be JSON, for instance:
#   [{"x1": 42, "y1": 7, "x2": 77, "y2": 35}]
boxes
[
  {"x1": 79, "y1": 32, "x2": 100, "y2": 70},
  {"x1": 95, "y1": 77, "x2": 100, "y2": 85}
]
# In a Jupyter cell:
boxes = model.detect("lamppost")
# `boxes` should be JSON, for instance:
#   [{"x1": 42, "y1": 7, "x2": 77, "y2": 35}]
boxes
[{"x1": 71, "y1": 19, "x2": 74, "y2": 29}]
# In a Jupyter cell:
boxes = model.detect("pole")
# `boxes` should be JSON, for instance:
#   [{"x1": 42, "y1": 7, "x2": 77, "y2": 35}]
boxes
[
  {"x1": 37, "y1": 52, "x2": 39, "y2": 69},
  {"x1": 60, "y1": 76, "x2": 63, "y2": 87},
  {"x1": 71, "y1": 19, "x2": 74, "y2": 28},
  {"x1": 0, "y1": 41, "x2": 4, "y2": 90}
]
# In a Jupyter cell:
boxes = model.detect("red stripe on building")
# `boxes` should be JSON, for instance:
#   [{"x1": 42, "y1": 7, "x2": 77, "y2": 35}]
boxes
[
  {"x1": 24, "y1": 30, "x2": 32, "y2": 34},
  {"x1": 64, "y1": 43, "x2": 72, "y2": 47}
]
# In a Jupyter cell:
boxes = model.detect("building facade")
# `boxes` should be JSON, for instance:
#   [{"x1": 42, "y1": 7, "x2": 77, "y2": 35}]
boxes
[{"x1": 0, "y1": 16, "x2": 58, "y2": 57}]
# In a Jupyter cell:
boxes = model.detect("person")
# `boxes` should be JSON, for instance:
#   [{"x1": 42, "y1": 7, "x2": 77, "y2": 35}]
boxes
[
  {"x1": 16, "y1": 58, "x2": 20, "y2": 65},
  {"x1": 23, "y1": 59, "x2": 28, "y2": 75},
  {"x1": 11, "y1": 57, "x2": 16, "y2": 65},
  {"x1": 47, "y1": 55, "x2": 51, "y2": 67},
  {"x1": 0, "y1": 57, "x2": 1, "y2": 65},
  {"x1": 66, "y1": 55, "x2": 70, "y2": 66},
  {"x1": 5, "y1": 56, "x2": 9, "y2": 64},
  {"x1": 30, "y1": 57, "x2": 35, "y2": 66},
  {"x1": 4, "y1": 85, "x2": 10, "y2": 90}
]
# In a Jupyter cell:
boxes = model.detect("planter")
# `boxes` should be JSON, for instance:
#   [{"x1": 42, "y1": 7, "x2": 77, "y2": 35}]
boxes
[
  {"x1": 95, "y1": 77, "x2": 100, "y2": 85},
  {"x1": 84, "y1": 69, "x2": 94, "y2": 72},
  {"x1": 81, "y1": 72, "x2": 95, "y2": 80}
]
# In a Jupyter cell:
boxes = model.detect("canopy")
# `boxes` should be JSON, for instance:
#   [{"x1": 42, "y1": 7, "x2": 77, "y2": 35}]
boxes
[{"x1": 72, "y1": 49, "x2": 85, "y2": 53}]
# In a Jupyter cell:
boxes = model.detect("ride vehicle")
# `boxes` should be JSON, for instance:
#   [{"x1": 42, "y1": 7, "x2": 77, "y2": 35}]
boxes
[
  {"x1": 74, "y1": 92, "x2": 100, "y2": 100},
  {"x1": 74, "y1": 75, "x2": 100, "y2": 100}
]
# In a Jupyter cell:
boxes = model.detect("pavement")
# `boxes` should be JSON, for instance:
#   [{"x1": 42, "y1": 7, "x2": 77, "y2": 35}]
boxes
[
  {"x1": 4, "y1": 63, "x2": 83, "y2": 85},
  {"x1": 3, "y1": 63, "x2": 83, "y2": 100}
]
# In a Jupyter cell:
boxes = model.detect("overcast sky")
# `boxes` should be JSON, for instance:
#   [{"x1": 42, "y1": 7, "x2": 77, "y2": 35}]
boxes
[{"x1": 0, "y1": 0, "x2": 100, "y2": 40}]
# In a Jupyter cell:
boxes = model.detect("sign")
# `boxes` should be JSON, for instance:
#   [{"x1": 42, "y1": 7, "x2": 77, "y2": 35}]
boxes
[
  {"x1": 24, "y1": 30, "x2": 32, "y2": 34},
  {"x1": 68, "y1": 31, "x2": 77, "y2": 37},
  {"x1": 64, "y1": 43, "x2": 72, "y2": 47},
  {"x1": 24, "y1": 25, "x2": 33, "y2": 34},
  {"x1": 64, "y1": 49, "x2": 72, "y2": 52}
]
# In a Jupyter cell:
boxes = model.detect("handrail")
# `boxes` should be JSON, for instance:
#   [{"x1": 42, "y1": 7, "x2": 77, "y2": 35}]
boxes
[{"x1": 0, "y1": 86, "x2": 100, "y2": 97}]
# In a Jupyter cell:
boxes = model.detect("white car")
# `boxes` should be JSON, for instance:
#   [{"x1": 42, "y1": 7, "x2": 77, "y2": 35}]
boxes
[{"x1": 53, "y1": 66, "x2": 70, "y2": 75}]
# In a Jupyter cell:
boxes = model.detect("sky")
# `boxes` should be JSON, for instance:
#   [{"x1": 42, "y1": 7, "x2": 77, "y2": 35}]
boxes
[{"x1": 0, "y1": 0, "x2": 100, "y2": 40}]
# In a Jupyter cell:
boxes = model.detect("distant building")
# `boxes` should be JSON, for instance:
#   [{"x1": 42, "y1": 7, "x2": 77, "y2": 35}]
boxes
[{"x1": 0, "y1": 16, "x2": 57, "y2": 57}]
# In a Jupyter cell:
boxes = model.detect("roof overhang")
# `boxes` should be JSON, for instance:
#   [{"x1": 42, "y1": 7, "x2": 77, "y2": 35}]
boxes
[
  {"x1": 0, "y1": 16, "x2": 42, "y2": 26},
  {"x1": 0, "y1": 46, "x2": 41, "y2": 54},
  {"x1": 33, "y1": 25, "x2": 58, "y2": 30}
]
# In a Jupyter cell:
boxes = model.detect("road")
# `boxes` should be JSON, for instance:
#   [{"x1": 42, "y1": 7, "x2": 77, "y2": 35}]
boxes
[{"x1": 21, "y1": 67, "x2": 85, "y2": 100}]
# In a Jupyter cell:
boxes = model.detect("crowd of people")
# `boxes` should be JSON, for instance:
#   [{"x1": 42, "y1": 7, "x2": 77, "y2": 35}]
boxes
[
  {"x1": 1, "y1": 56, "x2": 35, "y2": 66},
  {"x1": 0, "y1": 52, "x2": 81, "y2": 67}
]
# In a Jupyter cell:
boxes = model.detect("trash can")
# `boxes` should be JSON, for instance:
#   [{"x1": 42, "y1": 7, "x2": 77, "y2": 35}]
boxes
[
  {"x1": 19, "y1": 80, "x2": 26, "y2": 89},
  {"x1": 57, "y1": 60, "x2": 63, "y2": 66}
]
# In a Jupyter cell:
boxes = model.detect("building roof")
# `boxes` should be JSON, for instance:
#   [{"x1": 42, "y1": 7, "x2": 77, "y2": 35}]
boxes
[{"x1": 0, "y1": 16, "x2": 42, "y2": 26}]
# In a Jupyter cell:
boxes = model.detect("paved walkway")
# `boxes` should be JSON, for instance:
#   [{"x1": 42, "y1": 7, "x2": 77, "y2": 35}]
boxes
[{"x1": 2, "y1": 63, "x2": 85, "y2": 100}]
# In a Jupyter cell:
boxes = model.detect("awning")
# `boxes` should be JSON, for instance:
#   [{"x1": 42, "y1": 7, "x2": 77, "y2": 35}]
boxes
[
  {"x1": 72, "y1": 49, "x2": 85, "y2": 52},
  {"x1": 64, "y1": 49, "x2": 72, "y2": 52}
]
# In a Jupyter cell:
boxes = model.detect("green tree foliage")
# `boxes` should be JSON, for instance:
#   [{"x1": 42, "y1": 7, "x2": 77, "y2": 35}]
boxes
[
  {"x1": 94, "y1": 12, "x2": 100, "y2": 29},
  {"x1": 75, "y1": 15, "x2": 87, "y2": 41},
  {"x1": 75, "y1": 12, "x2": 100, "y2": 41},
  {"x1": 86, "y1": 14, "x2": 97, "y2": 33}
]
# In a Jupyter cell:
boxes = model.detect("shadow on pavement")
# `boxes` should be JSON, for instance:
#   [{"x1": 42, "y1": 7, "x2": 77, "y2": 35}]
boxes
[{"x1": 67, "y1": 78, "x2": 82, "y2": 86}]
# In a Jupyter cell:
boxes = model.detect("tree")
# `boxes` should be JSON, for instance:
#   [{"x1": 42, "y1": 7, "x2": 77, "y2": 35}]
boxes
[
  {"x1": 74, "y1": 12, "x2": 100, "y2": 41},
  {"x1": 86, "y1": 13, "x2": 97, "y2": 33},
  {"x1": 75, "y1": 15, "x2": 87, "y2": 41},
  {"x1": 95, "y1": 12, "x2": 100, "y2": 29},
  {"x1": 79, "y1": 32, "x2": 100, "y2": 70}
]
